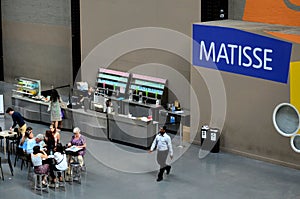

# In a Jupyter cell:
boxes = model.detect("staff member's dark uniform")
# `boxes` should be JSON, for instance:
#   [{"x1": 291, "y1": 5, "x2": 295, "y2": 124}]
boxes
[
  {"x1": 150, "y1": 126, "x2": 173, "y2": 182},
  {"x1": 6, "y1": 107, "x2": 27, "y2": 136}
]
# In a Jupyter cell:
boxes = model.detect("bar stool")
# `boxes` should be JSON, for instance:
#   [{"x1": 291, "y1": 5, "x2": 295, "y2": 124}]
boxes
[
  {"x1": 33, "y1": 173, "x2": 49, "y2": 194},
  {"x1": 53, "y1": 170, "x2": 66, "y2": 190},
  {"x1": 70, "y1": 162, "x2": 81, "y2": 184}
]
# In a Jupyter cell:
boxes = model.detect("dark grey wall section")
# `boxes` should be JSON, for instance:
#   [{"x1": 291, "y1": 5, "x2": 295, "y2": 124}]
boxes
[
  {"x1": 2, "y1": 0, "x2": 70, "y2": 26},
  {"x1": 1, "y1": 0, "x2": 72, "y2": 90}
]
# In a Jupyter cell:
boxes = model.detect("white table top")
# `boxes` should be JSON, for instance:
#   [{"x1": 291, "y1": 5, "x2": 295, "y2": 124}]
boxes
[{"x1": 0, "y1": 130, "x2": 17, "y2": 137}]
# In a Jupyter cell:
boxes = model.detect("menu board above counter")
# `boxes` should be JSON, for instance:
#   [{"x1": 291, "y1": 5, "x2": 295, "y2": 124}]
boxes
[
  {"x1": 94, "y1": 68, "x2": 168, "y2": 108},
  {"x1": 96, "y1": 68, "x2": 130, "y2": 98},
  {"x1": 129, "y1": 73, "x2": 168, "y2": 105}
]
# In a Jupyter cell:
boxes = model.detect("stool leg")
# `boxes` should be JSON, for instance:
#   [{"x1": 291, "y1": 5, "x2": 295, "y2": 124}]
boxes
[
  {"x1": 33, "y1": 174, "x2": 49, "y2": 194},
  {"x1": 33, "y1": 174, "x2": 37, "y2": 191},
  {"x1": 45, "y1": 174, "x2": 49, "y2": 193},
  {"x1": 54, "y1": 171, "x2": 59, "y2": 190},
  {"x1": 73, "y1": 166, "x2": 81, "y2": 184},
  {"x1": 39, "y1": 175, "x2": 43, "y2": 195},
  {"x1": 60, "y1": 171, "x2": 66, "y2": 188},
  {"x1": 54, "y1": 170, "x2": 66, "y2": 190}
]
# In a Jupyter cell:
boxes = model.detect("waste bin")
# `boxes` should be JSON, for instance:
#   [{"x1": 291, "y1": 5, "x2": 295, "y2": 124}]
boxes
[
  {"x1": 209, "y1": 128, "x2": 220, "y2": 153},
  {"x1": 201, "y1": 125, "x2": 209, "y2": 146},
  {"x1": 201, "y1": 126, "x2": 220, "y2": 153}
]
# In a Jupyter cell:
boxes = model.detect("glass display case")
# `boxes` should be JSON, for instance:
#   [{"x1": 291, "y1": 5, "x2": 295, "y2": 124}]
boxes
[{"x1": 13, "y1": 77, "x2": 41, "y2": 97}]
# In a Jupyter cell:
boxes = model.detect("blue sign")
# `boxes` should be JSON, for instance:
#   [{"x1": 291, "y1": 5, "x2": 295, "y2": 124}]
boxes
[{"x1": 192, "y1": 24, "x2": 292, "y2": 83}]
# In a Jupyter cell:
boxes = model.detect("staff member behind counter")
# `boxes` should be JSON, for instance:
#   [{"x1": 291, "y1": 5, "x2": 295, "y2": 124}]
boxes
[
  {"x1": 74, "y1": 86, "x2": 94, "y2": 111},
  {"x1": 78, "y1": 86, "x2": 94, "y2": 104},
  {"x1": 69, "y1": 86, "x2": 94, "y2": 109}
]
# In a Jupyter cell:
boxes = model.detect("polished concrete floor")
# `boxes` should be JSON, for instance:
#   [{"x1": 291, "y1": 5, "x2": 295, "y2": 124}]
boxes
[{"x1": 1, "y1": 117, "x2": 300, "y2": 199}]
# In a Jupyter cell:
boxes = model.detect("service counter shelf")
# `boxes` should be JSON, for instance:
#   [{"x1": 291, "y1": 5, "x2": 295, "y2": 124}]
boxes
[{"x1": 107, "y1": 113, "x2": 158, "y2": 148}]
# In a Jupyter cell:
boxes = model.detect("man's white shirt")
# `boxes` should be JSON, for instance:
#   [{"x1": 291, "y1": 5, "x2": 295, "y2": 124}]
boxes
[{"x1": 150, "y1": 133, "x2": 173, "y2": 156}]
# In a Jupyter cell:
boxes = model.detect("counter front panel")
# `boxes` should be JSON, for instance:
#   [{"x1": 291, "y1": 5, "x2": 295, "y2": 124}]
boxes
[{"x1": 108, "y1": 114, "x2": 158, "y2": 148}]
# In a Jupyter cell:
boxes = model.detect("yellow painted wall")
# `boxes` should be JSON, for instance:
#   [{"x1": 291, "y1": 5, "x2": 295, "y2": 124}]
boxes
[{"x1": 290, "y1": 61, "x2": 300, "y2": 134}]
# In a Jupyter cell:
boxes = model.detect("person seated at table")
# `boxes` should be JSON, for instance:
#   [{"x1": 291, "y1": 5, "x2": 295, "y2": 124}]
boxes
[
  {"x1": 67, "y1": 127, "x2": 86, "y2": 168},
  {"x1": 17, "y1": 127, "x2": 33, "y2": 156},
  {"x1": 19, "y1": 127, "x2": 33, "y2": 149},
  {"x1": 14, "y1": 128, "x2": 34, "y2": 166},
  {"x1": 26, "y1": 134, "x2": 46, "y2": 154},
  {"x1": 49, "y1": 143, "x2": 68, "y2": 187},
  {"x1": 31, "y1": 145, "x2": 50, "y2": 186},
  {"x1": 44, "y1": 125, "x2": 60, "y2": 154}
]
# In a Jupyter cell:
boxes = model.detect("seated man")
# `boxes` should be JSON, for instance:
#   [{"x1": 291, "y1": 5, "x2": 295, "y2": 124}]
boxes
[
  {"x1": 26, "y1": 134, "x2": 46, "y2": 154},
  {"x1": 67, "y1": 127, "x2": 86, "y2": 168}
]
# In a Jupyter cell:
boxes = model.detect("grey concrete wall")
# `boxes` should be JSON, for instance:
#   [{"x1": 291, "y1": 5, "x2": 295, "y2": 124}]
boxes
[
  {"x1": 80, "y1": 0, "x2": 200, "y2": 109},
  {"x1": 1, "y1": 0, "x2": 72, "y2": 90},
  {"x1": 191, "y1": 20, "x2": 300, "y2": 169},
  {"x1": 228, "y1": 0, "x2": 246, "y2": 20}
]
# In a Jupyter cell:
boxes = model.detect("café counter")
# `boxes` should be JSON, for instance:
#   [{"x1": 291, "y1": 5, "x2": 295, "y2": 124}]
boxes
[
  {"x1": 107, "y1": 113, "x2": 158, "y2": 148},
  {"x1": 12, "y1": 95, "x2": 107, "y2": 139},
  {"x1": 12, "y1": 95, "x2": 158, "y2": 146},
  {"x1": 11, "y1": 95, "x2": 190, "y2": 148},
  {"x1": 12, "y1": 95, "x2": 74, "y2": 129}
]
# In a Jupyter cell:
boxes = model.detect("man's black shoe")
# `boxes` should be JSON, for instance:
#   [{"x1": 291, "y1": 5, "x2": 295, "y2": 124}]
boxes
[
  {"x1": 156, "y1": 177, "x2": 163, "y2": 182},
  {"x1": 166, "y1": 166, "x2": 171, "y2": 175}
]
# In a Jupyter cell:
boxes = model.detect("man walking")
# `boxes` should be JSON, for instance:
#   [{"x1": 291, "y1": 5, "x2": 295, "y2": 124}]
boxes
[
  {"x1": 6, "y1": 107, "x2": 27, "y2": 136},
  {"x1": 149, "y1": 126, "x2": 173, "y2": 182}
]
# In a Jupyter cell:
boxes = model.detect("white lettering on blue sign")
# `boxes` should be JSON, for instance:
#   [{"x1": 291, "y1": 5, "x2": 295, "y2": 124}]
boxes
[
  {"x1": 199, "y1": 41, "x2": 273, "y2": 71},
  {"x1": 193, "y1": 24, "x2": 292, "y2": 83}
]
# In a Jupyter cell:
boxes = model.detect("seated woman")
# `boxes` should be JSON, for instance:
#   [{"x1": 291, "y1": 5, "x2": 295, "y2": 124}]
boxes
[
  {"x1": 49, "y1": 143, "x2": 68, "y2": 187},
  {"x1": 18, "y1": 127, "x2": 34, "y2": 153},
  {"x1": 67, "y1": 127, "x2": 86, "y2": 168},
  {"x1": 31, "y1": 145, "x2": 50, "y2": 186},
  {"x1": 19, "y1": 127, "x2": 33, "y2": 148},
  {"x1": 15, "y1": 128, "x2": 34, "y2": 166},
  {"x1": 44, "y1": 124, "x2": 60, "y2": 154}
]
